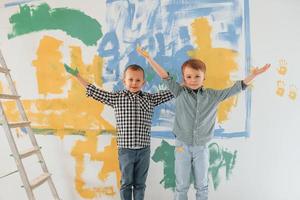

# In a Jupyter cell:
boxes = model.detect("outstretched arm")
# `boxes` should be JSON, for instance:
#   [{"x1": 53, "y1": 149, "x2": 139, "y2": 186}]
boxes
[
  {"x1": 64, "y1": 63, "x2": 116, "y2": 106},
  {"x1": 64, "y1": 64, "x2": 89, "y2": 87},
  {"x1": 209, "y1": 63, "x2": 271, "y2": 102},
  {"x1": 136, "y1": 47, "x2": 169, "y2": 79},
  {"x1": 75, "y1": 74, "x2": 89, "y2": 88},
  {"x1": 243, "y1": 63, "x2": 271, "y2": 85}
]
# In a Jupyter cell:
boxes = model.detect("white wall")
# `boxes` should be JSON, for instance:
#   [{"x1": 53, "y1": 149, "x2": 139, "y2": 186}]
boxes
[{"x1": 1, "y1": 0, "x2": 300, "y2": 200}]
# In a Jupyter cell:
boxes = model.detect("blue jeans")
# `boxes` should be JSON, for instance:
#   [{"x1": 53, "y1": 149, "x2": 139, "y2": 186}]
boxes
[
  {"x1": 118, "y1": 147, "x2": 150, "y2": 200},
  {"x1": 174, "y1": 139, "x2": 209, "y2": 200}
]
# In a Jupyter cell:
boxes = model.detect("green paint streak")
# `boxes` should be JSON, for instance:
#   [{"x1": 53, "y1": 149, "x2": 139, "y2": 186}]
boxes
[
  {"x1": 223, "y1": 149, "x2": 237, "y2": 179},
  {"x1": 152, "y1": 141, "x2": 238, "y2": 190},
  {"x1": 152, "y1": 140, "x2": 176, "y2": 190},
  {"x1": 8, "y1": 3, "x2": 102, "y2": 46},
  {"x1": 64, "y1": 63, "x2": 79, "y2": 76},
  {"x1": 208, "y1": 143, "x2": 237, "y2": 190}
]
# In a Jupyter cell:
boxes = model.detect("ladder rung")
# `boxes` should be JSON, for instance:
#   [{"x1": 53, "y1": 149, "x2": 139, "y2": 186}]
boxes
[
  {"x1": 19, "y1": 147, "x2": 39, "y2": 159},
  {"x1": 30, "y1": 173, "x2": 51, "y2": 189},
  {"x1": 0, "y1": 170, "x2": 18, "y2": 179},
  {"x1": 0, "y1": 94, "x2": 20, "y2": 99},
  {"x1": 8, "y1": 121, "x2": 31, "y2": 128},
  {"x1": 0, "y1": 67, "x2": 9, "y2": 73}
]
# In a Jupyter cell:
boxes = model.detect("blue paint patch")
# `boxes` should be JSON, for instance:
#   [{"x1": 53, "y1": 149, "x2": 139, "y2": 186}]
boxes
[
  {"x1": 218, "y1": 16, "x2": 243, "y2": 47},
  {"x1": 21, "y1": 127, "x2": 28, "y2": 134},
  {"x1": 151, "y1": 131, "x2": 175, "y2": 139},
  {"x1": 151, "y1": 129, "x2": 249, "y2": 139},
  {"x1": 243, "y1": 0, "x2": 252, "y2": 135},
  {"x1": 98, "y1": 31, "x2": 120, "y2": 82},
  {"x1": 214, "y1": 129, "x2": 249, "y2": 138},
  {"x1": 4, "y1": 0, "x2": 41, "y2": 8},
  {"x1": 99, "y1": 0, "x2": 250, "y2": 138}
]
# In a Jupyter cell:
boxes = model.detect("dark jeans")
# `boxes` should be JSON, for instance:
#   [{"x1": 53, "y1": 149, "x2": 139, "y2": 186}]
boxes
[{"x1": 118, "y1": 147, "x2": 150, "y2": 200}]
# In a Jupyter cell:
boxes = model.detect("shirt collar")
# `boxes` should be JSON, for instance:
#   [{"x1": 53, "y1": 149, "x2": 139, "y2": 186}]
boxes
[
  {"x1": 185, "y1": 86, "x2": 204, "y2": 94},
  {"x1": 123, "y1": 89, "x2": 144, "y2": 96}
]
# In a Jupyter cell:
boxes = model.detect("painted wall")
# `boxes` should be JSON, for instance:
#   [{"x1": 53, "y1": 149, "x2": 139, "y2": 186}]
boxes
[{"x1": 0, "y1": 0, "x2": 299, "y2": 200}]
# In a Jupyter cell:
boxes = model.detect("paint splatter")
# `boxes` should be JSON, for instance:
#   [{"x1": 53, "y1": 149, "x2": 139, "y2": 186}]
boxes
[
  {"x1": 209, "y1": 142, "x2": 237, "y2": 189},
  {"x1": 275, "y1": 59, "x2": 297, "y2": 101},
  {"x1": 277, "y1": 59, "x2": 288, "y2": 76},
  {"x1": 288, "y1": 85, "x2": 297, "y2": 100},
  {"x1": 188, "y1": 18, "x2": 240, "y2": 123},
  {"x1": 71, "y1": 133, "x2": 120, "y2": 198},
  {"x1": 8, "y1": 3, "x2": 102, "y2": 46},
  {"x1": 152, "y1": 140, "x2": 175, "y2": 190},
  {"x1": 152, "y1": 140, "x2": 237, "y2": 190},
  {"x1": 276, "y1": 80, "x2": 285, "y2": 97}
]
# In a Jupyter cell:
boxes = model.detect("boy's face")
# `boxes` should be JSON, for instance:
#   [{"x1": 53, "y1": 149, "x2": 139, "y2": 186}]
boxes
[
  {"x1": 183, "y1": 66, "x2": 205, "y2": 90},
  {"x1": 123, "y1": 69, "x2": 145, "y2": 93}
]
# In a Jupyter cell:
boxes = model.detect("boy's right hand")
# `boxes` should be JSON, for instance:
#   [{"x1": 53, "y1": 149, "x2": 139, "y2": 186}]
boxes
[
  {"x1": 136, "y1": 46, "x2": 150, "y2": 58},
  {"x1": 64, "y1": 63, "x2": 79, "y2": 76}
]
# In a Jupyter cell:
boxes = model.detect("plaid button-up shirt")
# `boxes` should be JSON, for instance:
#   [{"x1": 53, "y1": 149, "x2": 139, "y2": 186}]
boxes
[{"x1": 86, "y1": 84, "x2": 174, "y2": 149}]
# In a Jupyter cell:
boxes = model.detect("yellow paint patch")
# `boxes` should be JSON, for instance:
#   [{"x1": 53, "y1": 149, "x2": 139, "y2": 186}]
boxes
[
  {"x1": 276, "y1": 80, "x2": 285, "y2": 97},
  {"x1": 3, "y1": 35, "x2": 115, "y2": 138},
  {"x1": 188, "y1": 18, "x2": 240, "y2": 123},
  {"x1": 71, "y1": 133, "x2": 120, "y2": 198},
  {"x1": 288, "y1": 85, "x2": 297, "y2": 100},
  {"x1": 1, "y1": 35, "x2": 119, "y2": 198},
  {"x1": 32, "y1": 36, "x2": 66, "y2": 95},
  {"x1": 2, "y1": 101, "x2": 21, "y2": 122},
  {"x1": 277, "y1": 59, "x2": 287, "y2": 75},
  {"x1": 175, "y1": 146, "x2": 184, "y2": 153}
]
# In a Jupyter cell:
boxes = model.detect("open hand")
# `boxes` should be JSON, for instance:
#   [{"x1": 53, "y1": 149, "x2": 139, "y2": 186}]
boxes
[
  {"x1": 136, "y1": 46, "x2": 149, "y2": 58},
  {"x1": 251, "y1": 63, "x2": 271, "y2": 76}
]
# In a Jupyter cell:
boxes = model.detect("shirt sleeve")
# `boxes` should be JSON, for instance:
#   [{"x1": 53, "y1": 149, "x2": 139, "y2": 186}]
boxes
[
  {"x1": 162, "y1": 73, "x2": 182, "y2": 97},
  {"x1": 241, "y1": 81, "x2": 248, "y2": 90},
  {"x1": 212, "y1": 80, "x2": 245, "y2": 102},
  {"x1": 86, "y1": 84, "x2": 116, "y2": 107},
  {"x1": 150, "y1": 90, "x2": 174, "y2": 106}
]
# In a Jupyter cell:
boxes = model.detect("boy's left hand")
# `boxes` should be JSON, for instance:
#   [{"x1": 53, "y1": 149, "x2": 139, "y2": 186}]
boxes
[
  {"x1": 251, "y1": 63, "x2": 271, "y2": 76},
  {"x1": 64, "y1": 63, "x2": 79, "y2": 76}
]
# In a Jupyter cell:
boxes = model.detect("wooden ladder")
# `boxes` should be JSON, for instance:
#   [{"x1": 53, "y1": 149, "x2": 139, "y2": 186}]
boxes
[{"x1": 0, "y1": 49, "x2": 60, "y2": 200}]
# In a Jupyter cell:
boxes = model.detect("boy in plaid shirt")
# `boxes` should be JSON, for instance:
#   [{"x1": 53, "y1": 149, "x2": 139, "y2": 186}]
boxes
[{"x1": 65, "y1": 63, "x2": 173, "y2": 200}]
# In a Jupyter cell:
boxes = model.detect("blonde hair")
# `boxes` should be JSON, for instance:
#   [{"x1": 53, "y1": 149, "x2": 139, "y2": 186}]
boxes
[{"x1": 123, "y1": 64, "x2": 145, "y2": 79}]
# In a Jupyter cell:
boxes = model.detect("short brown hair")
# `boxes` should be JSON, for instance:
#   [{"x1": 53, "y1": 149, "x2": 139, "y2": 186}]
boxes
[
  {"x1": 123, "y1": 64, "x2": 145, "y2": 79},
  {"x1": 182, "y1": 59, "x2": 206, "y2": 74}
]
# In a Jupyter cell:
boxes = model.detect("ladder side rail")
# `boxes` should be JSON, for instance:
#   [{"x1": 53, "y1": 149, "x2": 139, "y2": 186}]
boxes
[
  {"x1": 0, "y1": 50, "x2": 10, "y2": 70},
  {"x1": 26, "y1": 123, "x2": 61, "y2": 199},
  {"x1": 2, "y1": 60, "x2": 41, "y2": 149},
  {"x1": 0, "y1": 102, "x2": 36, "y2": 200},
  {"x1": 2, "y1": 59, "x2": 42, "y2": 154},
  {"x1": 5, "y1": 76, "x2": 60, "y2": 199}
]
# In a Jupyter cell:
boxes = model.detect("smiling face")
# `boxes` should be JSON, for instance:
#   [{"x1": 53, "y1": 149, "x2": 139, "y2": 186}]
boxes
[
  {"x1": 183, "y1": 66, "x2": 205, "y2": 90},
  {"x1": 123, "y1": 68, "x2": 145, "y2": 93}
]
